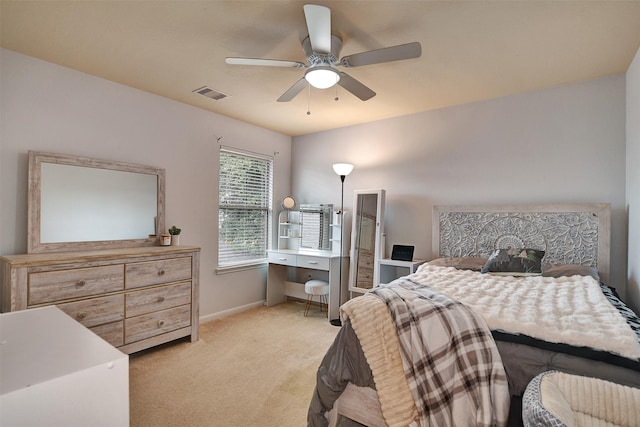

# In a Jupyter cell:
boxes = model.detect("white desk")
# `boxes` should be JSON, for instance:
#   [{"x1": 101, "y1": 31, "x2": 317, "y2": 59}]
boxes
[
  {"x1": 267, "y1": 249, "x2": 348, "y2": 321},
  {"x1": 0, "y1": 306, "x2": 129, "y2": 426}
]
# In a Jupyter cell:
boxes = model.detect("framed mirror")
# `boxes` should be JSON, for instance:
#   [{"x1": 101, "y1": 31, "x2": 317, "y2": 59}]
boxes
[
  {"x1": 349, "y1": 189, "x2": 385, "y2": 292},
  {"x1": 28, "y1": 151, "x2": 165, "y2": 253},
  {"x1": 299, "y1": 204, "x2": 333, "y2": 251}
]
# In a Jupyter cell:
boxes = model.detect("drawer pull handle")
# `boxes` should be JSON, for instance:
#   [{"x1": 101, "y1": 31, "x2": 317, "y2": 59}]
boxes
[
  {"x1": 77, "y1": 312, "x2": 87, "y2": 320},
  {"x1": 158, "y1": 269, "x2": 166, "y2": 276},
  {"x1": 77, "y1": 280, "x2": 86, "y2": 287},
  {"x1": 308, "y1": 261, "x2": 319, "y2": 265},
  {"x1": 158, "y1": 320, "x2": 166, "y2": 327},
  {"x1": 278, "y1": 257, "x2": 287, "y2": 261},
  {"x1": 157, "y1": 296, "x2": 165, "y2": 303}
]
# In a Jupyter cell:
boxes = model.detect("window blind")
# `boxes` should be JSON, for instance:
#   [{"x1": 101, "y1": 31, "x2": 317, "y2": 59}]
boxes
[{"x1": 218, "y1": 149, "x2": 272, "y2": 266}]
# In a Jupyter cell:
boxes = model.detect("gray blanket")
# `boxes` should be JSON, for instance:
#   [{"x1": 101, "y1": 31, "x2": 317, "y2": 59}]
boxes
[{"x1": 308, "y1": 320, "x2": 374, "y2": 427}]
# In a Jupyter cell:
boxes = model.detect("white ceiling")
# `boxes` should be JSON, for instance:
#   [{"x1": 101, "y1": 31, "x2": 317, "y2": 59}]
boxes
[{"x1": 2, "y1": 1, "x2": 640, "y2": 137}]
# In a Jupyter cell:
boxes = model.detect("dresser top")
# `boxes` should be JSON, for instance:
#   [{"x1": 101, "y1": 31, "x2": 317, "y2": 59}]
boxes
[{"x1": 0, "y1": 245, "x2": 200, "y2": 267}]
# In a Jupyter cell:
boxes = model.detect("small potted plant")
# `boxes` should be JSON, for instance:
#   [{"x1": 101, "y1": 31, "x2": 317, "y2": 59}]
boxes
[{"x1": 168, "y1": 225, "x2": 181, "y2": 246}]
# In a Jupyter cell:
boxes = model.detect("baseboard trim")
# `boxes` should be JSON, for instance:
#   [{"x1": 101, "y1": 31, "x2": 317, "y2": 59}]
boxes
[{"x1": 199, "y1": 300, "x2": 266, "y2": 324}]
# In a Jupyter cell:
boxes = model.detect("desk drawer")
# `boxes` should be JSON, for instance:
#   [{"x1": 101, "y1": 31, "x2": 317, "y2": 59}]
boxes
[
  {"x1": 56, "y1": 294, "x2": 124, "y2": 328},
  {"x1": 268, "y1": 252, "x2": 296, "y2": 266},
  {"x1": 29, "y1": 265, "x2": 124, "y2": 305},
  {"x1": 296, "y1": 255, "x2": 330, "y2": 270},
  {"x1": 125, "y1": 257, "x2": 192, "y2": 289}
]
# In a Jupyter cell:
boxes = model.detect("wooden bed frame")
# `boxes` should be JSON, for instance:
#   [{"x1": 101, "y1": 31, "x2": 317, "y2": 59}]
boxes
[{"x1": 327, "y1": 203, "x2": 611, "y2": 426}]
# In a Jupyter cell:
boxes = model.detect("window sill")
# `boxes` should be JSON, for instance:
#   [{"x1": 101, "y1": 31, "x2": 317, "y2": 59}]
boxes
[{"x1": 216, "y1": 260, "x2": 268, "y2": 274}]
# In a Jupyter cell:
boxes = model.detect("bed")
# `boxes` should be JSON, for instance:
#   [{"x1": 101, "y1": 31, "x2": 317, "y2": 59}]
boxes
[{"x1": 307, "y1": 204, "x2": 640, "y2": 427}]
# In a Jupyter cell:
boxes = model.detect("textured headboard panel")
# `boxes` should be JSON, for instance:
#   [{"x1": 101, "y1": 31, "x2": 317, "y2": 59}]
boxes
[{"x1": 433, "y1": 204, "x2": 611, "y2": 283}]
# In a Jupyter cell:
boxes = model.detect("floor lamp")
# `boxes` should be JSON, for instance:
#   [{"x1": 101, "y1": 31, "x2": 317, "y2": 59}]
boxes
[{"x1": 330, "y1": 163, "x2": 354, "y2": 327}]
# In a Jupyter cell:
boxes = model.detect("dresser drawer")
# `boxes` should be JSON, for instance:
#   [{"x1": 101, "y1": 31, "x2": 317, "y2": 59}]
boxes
[
  {"x1": 357, "y1": 254, "x2": 374, "y2": 268},
  {"x1": 29, "y1": 265, "x2": 124, "y2": 305},
  {"x1": 90, "y1": 320, "x2": 124, "y2": 347},
  {"x1": 125, "y1": 257, "x2": 192, "y2": 289},
  {"x1": 126, "y1": 282, "x2": 192, "y2": 318},
  {"x1": 268, "y1": 251, "x2": 296, "y2": 266},
  {"x1": 297, "y1": 255, "x2": 330, "y2": 270},
  {"x1": 356, "y1": 266, "x2": 374, "y2": 289},
  {"x1": 125, "y1": 304, "x2": 191, "y2": 344},
  {"x1": 56, "y1": 294, "x2": 124, "y2": 328}
]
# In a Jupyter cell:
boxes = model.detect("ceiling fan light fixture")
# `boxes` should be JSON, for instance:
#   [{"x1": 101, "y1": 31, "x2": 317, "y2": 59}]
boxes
[{"x1": 305, "y1": 66, "x2": 340, "y2": 89}]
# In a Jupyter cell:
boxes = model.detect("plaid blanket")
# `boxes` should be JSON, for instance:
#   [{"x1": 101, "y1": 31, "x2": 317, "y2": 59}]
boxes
[
  {"x1": 340, "y1": 294, "x2": 418, "y2": 426},
  {"x1": 369, "y1": 278, "x2": 510, "y2": 426}
]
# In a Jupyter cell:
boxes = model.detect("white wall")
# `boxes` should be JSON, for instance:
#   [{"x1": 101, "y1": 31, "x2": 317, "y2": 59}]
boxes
[
  {"x1": 292, "y1": 75, "x2": 629, "y2": 299},
  {"x1": 627, "y1": 46, "x2": 640, "y2": 315},
  {"x1": 0, "y1": 49, "x2": 292, "y2": 320},
  {"x1": 1, "y1": 48, "x2": 634, "y2": 315}
]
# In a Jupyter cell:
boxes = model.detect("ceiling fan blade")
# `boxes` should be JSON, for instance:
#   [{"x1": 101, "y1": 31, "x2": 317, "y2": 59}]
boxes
[
  {"x1": 303, "y1": 4, "x2": 331, "y2": 54},
  {"x1": 277, "y1": 78, "x2": 308, "y2": 102},
  {"x1": 337, "y1": 72, "x2": 376, "y2": 101},
  {"x1": 341, "y1": 42, "x2": 422, "y2": 67},
  {"x1": 225, "y1": 57, "x2": 305, "y2": 68}
]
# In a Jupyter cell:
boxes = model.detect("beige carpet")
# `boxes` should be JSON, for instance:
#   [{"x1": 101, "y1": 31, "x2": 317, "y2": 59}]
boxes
[{"x1": 129, "y1": 301, "x2": 339, "y2": 426}]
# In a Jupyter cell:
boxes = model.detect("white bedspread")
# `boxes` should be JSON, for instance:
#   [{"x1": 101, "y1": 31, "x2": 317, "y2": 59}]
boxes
[{"x1": 411, "y1": 265, "x2": 640, "y2": 360}]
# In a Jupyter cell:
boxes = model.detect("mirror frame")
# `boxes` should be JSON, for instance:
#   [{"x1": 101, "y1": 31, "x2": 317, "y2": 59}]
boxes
[
  {"x1": 298, "y1": 203, "x2": 333, "y2": 251},
  {"x1": 349, "y1": 189, "x2": 386, "y2": 292},
  {"x1": 28, "y1": 151, "x2": 166, "y2": 253}
]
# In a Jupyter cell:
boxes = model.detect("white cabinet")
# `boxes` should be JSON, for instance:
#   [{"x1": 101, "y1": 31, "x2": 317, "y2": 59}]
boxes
[
  {"x1": 278, "y1": 206, "x2": 349, "y2": 253},
  {"x1": 0, "y1": 306, "x2": 129, "y2": 426},
  {"x1": 378, "y1": 258, "x2": 426, "y2": 285},
  {"x1": 278, "y1": 210, "x2": 301, "y2": 250},
  {"x1": 330, "y1": 210, "x2": 351, "y2": 256}
]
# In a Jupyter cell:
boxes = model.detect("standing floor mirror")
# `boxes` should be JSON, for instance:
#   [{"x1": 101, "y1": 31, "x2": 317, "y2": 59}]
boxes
[{"x1": 349, "y1": 189, "x2": 385, "y2": 294}]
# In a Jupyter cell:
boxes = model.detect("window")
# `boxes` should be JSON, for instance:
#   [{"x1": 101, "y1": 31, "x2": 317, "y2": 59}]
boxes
[{"x1": 218, "y1": 148, "x2": 273, "y2": 267}]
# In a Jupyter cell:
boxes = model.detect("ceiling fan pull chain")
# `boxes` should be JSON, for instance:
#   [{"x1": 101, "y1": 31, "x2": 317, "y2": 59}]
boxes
[
  {"x1": 307, "y1": 83, "x2": 312, "y2": 115},
  {"x1": 335, "y1": 82, "x2": 339, "y2": 102}
]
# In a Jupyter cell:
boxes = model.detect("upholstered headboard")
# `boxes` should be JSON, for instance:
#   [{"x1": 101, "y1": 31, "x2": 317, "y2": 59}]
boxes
[{"x1": 432, "y1": 204, "x2": 611, "y2": 283}]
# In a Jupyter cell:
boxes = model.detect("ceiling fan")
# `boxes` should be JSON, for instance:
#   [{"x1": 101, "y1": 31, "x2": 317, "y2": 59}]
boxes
[{"x1": 225, "y1": 4, "x2": 422, "y2": 102}]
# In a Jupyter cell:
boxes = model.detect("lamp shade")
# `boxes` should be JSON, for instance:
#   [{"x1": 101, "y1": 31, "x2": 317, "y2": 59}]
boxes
[
  {"x1": 332, "y1": 163, "x2": 354, "y2": 177},
  {"x1": 305, "y1": 66, "x2": 340, "y2": 89}
]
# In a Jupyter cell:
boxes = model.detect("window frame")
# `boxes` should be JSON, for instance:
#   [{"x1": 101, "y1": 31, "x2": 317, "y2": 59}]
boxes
[{"x1": 217, "y1": 147, "x2": 273, "y2": 270}]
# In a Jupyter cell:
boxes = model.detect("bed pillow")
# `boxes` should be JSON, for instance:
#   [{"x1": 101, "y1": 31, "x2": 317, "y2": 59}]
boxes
[
  {"x1": 427, "y1": 257, "x2": 487, "y2": 271},
  {"x1": 481, "y1": 248, "x2": 545, "y2": 276},
  {"x1": 542, "y1": 263, "x2": 600, "y2": 281}
]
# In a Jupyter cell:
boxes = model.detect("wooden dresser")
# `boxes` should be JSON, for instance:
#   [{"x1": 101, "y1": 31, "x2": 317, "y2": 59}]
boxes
[{"x1": 0, "y1": 245, "x2": 200, "y2": 354}]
